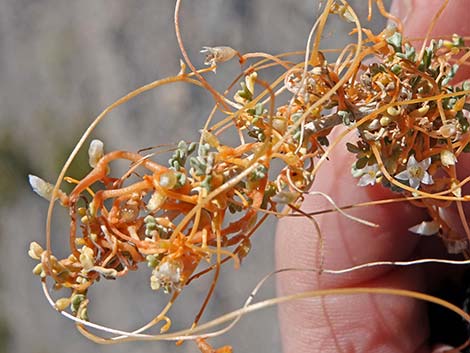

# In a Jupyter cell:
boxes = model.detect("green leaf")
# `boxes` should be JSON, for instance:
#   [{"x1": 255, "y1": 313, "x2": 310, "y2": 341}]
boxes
[
  {"x1": 396, "y1": 43, "x2": 415, "y2": 61},
  {"x1": 356, "y1": 157, "x2": 368, "y2": 169},
  {"x1": 386, "y1": 32, "x2": 402, "y2": 53},
  {"x1": 346, "y1": 142, "x2": 360, "y2": 154},
  {"x1": 338, "y1": 110, "x2": 352, "y2": 125}
]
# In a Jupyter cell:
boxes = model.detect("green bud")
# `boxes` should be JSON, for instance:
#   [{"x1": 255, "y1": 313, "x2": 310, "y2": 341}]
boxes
[
  {"x1": 71, "y1": 294, "x2": 86, "y2": 313},
  {"x1": 146, "y1": 255, "x2": 160, "y2": 268}
]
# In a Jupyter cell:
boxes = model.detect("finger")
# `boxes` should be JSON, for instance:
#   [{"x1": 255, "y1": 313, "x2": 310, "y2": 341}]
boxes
[
  {"x1": 391, "y1": 0, "x2": 470, "y2": 241},
  {"x1": 276, "y1": 146, "x2": 428, "y2": 353},
  {"x1": 276, "y1": 1, "x2": 470, "y2": 352},
  {"x1": 391, "y1": 0, "x2": 470, "y2": 80}
]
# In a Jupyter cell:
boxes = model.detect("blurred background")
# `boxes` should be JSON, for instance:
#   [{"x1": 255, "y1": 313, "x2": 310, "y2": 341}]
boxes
[{"x1": 0, "y1": 1, "x2": 389, "y2": 352}]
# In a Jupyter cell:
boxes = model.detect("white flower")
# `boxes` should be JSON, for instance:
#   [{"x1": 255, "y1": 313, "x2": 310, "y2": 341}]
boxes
[
  {"x1": 150, "y1": 260, "x2": 183, "y2": 293},
  {"x1": 395, "y1": 155, "x2": 433, "y2": 189},
  {"x1": 440, "y1": 149, "x2": 457, "y2": 167},
  {"x1": 88, "y1": 139, "x2": 104, "y2": 168},
  {"x1": 408, "y1": 220, "x2": 439, "y2": 236},
  {"x1": 29, "y1": 174, "x2": 54, "y2": 200},
  {"x1": 356, "y1": 164, "x2": 380, "y2": 186},
  {"x1": 28, "y1": 174, "x2": 69, "y2": 206}
]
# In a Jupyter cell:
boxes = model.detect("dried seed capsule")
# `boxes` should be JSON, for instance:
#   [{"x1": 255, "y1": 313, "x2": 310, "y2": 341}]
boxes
[
  {"x1": 272, "y1": 117, "x2": 287, "y2": 133},
  {"x1": 439, "y1": 124, "x2": 456, "y2": 138},
  {"x1": 380, "y1": 116, "x2": 392, "y2": 127},
  {"x1": 386, "y1": 106, "x2": 402, "y2": 117},
  {"x1": 201, "y1": 130, "x2": 220, "y2": 148},
  {"x1": 79, "y1": 246, "x2": 94, "y2": 270},
  {"x1": 284, "y1": 152, "x2": 300, "y2": 166},
  {"x1": 32, "y1": 263, "x2": 44, "y2": 276},
  {"x1": 55, "y1": 298, "x2": 71, "y2": 311},
  {"x1": 200, "y1": 46, "x2": 238, "y2": 68},
  {"x1": 147, "y1": 191, "x2": 167, "y2": 212},
  {"x1": 440, "y1": 150, "x2": 457, "y2": 167},
  {"x1": 410, "y1": 105, "x2": 430, "y2": 117}
]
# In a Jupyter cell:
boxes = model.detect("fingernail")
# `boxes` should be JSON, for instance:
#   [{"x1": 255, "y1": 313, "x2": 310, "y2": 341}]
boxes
[
  {"x1": 438, "y1": 207, "x2": 469, "y2": 254},
  {"x1": 432, "y1": 344, "x2": 458, "y2": 353},
  {"x1": 389, "y1": 0, "x2": 403, "y2": 18},
  {"x1": 388, "y1": 0, "x2": 415, "y2": 29}
]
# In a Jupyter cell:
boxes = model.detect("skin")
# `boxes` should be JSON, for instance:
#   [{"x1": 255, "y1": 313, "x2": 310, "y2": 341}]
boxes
[{"x1": 276, "y1": 1, "x2": 470, "y2": 352}]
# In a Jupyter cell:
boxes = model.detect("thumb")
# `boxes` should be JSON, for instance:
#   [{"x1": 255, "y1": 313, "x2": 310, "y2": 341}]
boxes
[
  {"x1": 393, "y1": 0, "x2": 470, "y2": 247},
  {"x1": 276, "y1": 1, "x2": 470, "y2": 353}
]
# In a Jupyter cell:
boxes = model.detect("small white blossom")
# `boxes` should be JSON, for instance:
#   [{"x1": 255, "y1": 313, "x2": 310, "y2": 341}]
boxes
[
  {"x1": 29, "y1": 174, "x2": 54, "y2": 200},
  {"x1": 395, "y1": 155, "x2": 433, "y2": 189},
  {"x1": 440, "y1": 150, "x2": 457, "y2": 167},
  {"x1": 408, "y1": 220, "x2": 439, "y2": 236},
  {"x1": 356, "y1": 164, "x2": 380, "y2": 186},
  {"x1": 88, "y1": 139, "x2": 104, "y2": 168},
  {"x1": 29, "y1": 174, "x2": 69, "y2": 206},
  {"x1": 150, "y1": 260, "x2": 183, "y2": 293}
]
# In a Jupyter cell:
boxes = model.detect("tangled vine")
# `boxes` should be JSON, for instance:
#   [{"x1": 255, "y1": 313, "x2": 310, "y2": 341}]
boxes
[{"x1": 28, "y1": 0, "x2": 470, "y2": 352}]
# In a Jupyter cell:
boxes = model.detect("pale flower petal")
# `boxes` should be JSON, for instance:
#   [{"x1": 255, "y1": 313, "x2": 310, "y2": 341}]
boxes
[
  {"x1": 355, "y1": 164, "x2": 379, "y2": 187},
  {"x1": 394, "y1": 154, "x2": 433, "y2": 190},
  {"x1": 421, "y1": 172, "x2": 433, "y2": 185},
  {"x1": 394, "y1": 170, "x2": 410, "y2": 180},
  {"x1": 419, "y1": 157, "x2": 431, "y2": 170},
  {"x1": 408, "y1": 221, "x2": 439, "y2": 236},
  {"x1": 409, "y1": 177, "x2": 420, "y2": 189},
  {"x1": 358, "y1": 174, "x2": 374, "y2": 186},
  {"x1": 407, "y1": 154, "x2": 418, "y2": 167}
]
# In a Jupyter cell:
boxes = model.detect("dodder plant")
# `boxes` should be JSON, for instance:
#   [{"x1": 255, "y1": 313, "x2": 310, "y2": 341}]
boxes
[{"x1": 28, "y1": 0, "x2": 470, "y2": 351}]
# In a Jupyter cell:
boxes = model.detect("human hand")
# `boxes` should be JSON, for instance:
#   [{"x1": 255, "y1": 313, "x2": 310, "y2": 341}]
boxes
[{"x1": 276, "y1": 1, "x2": 470, "y2": 352}]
